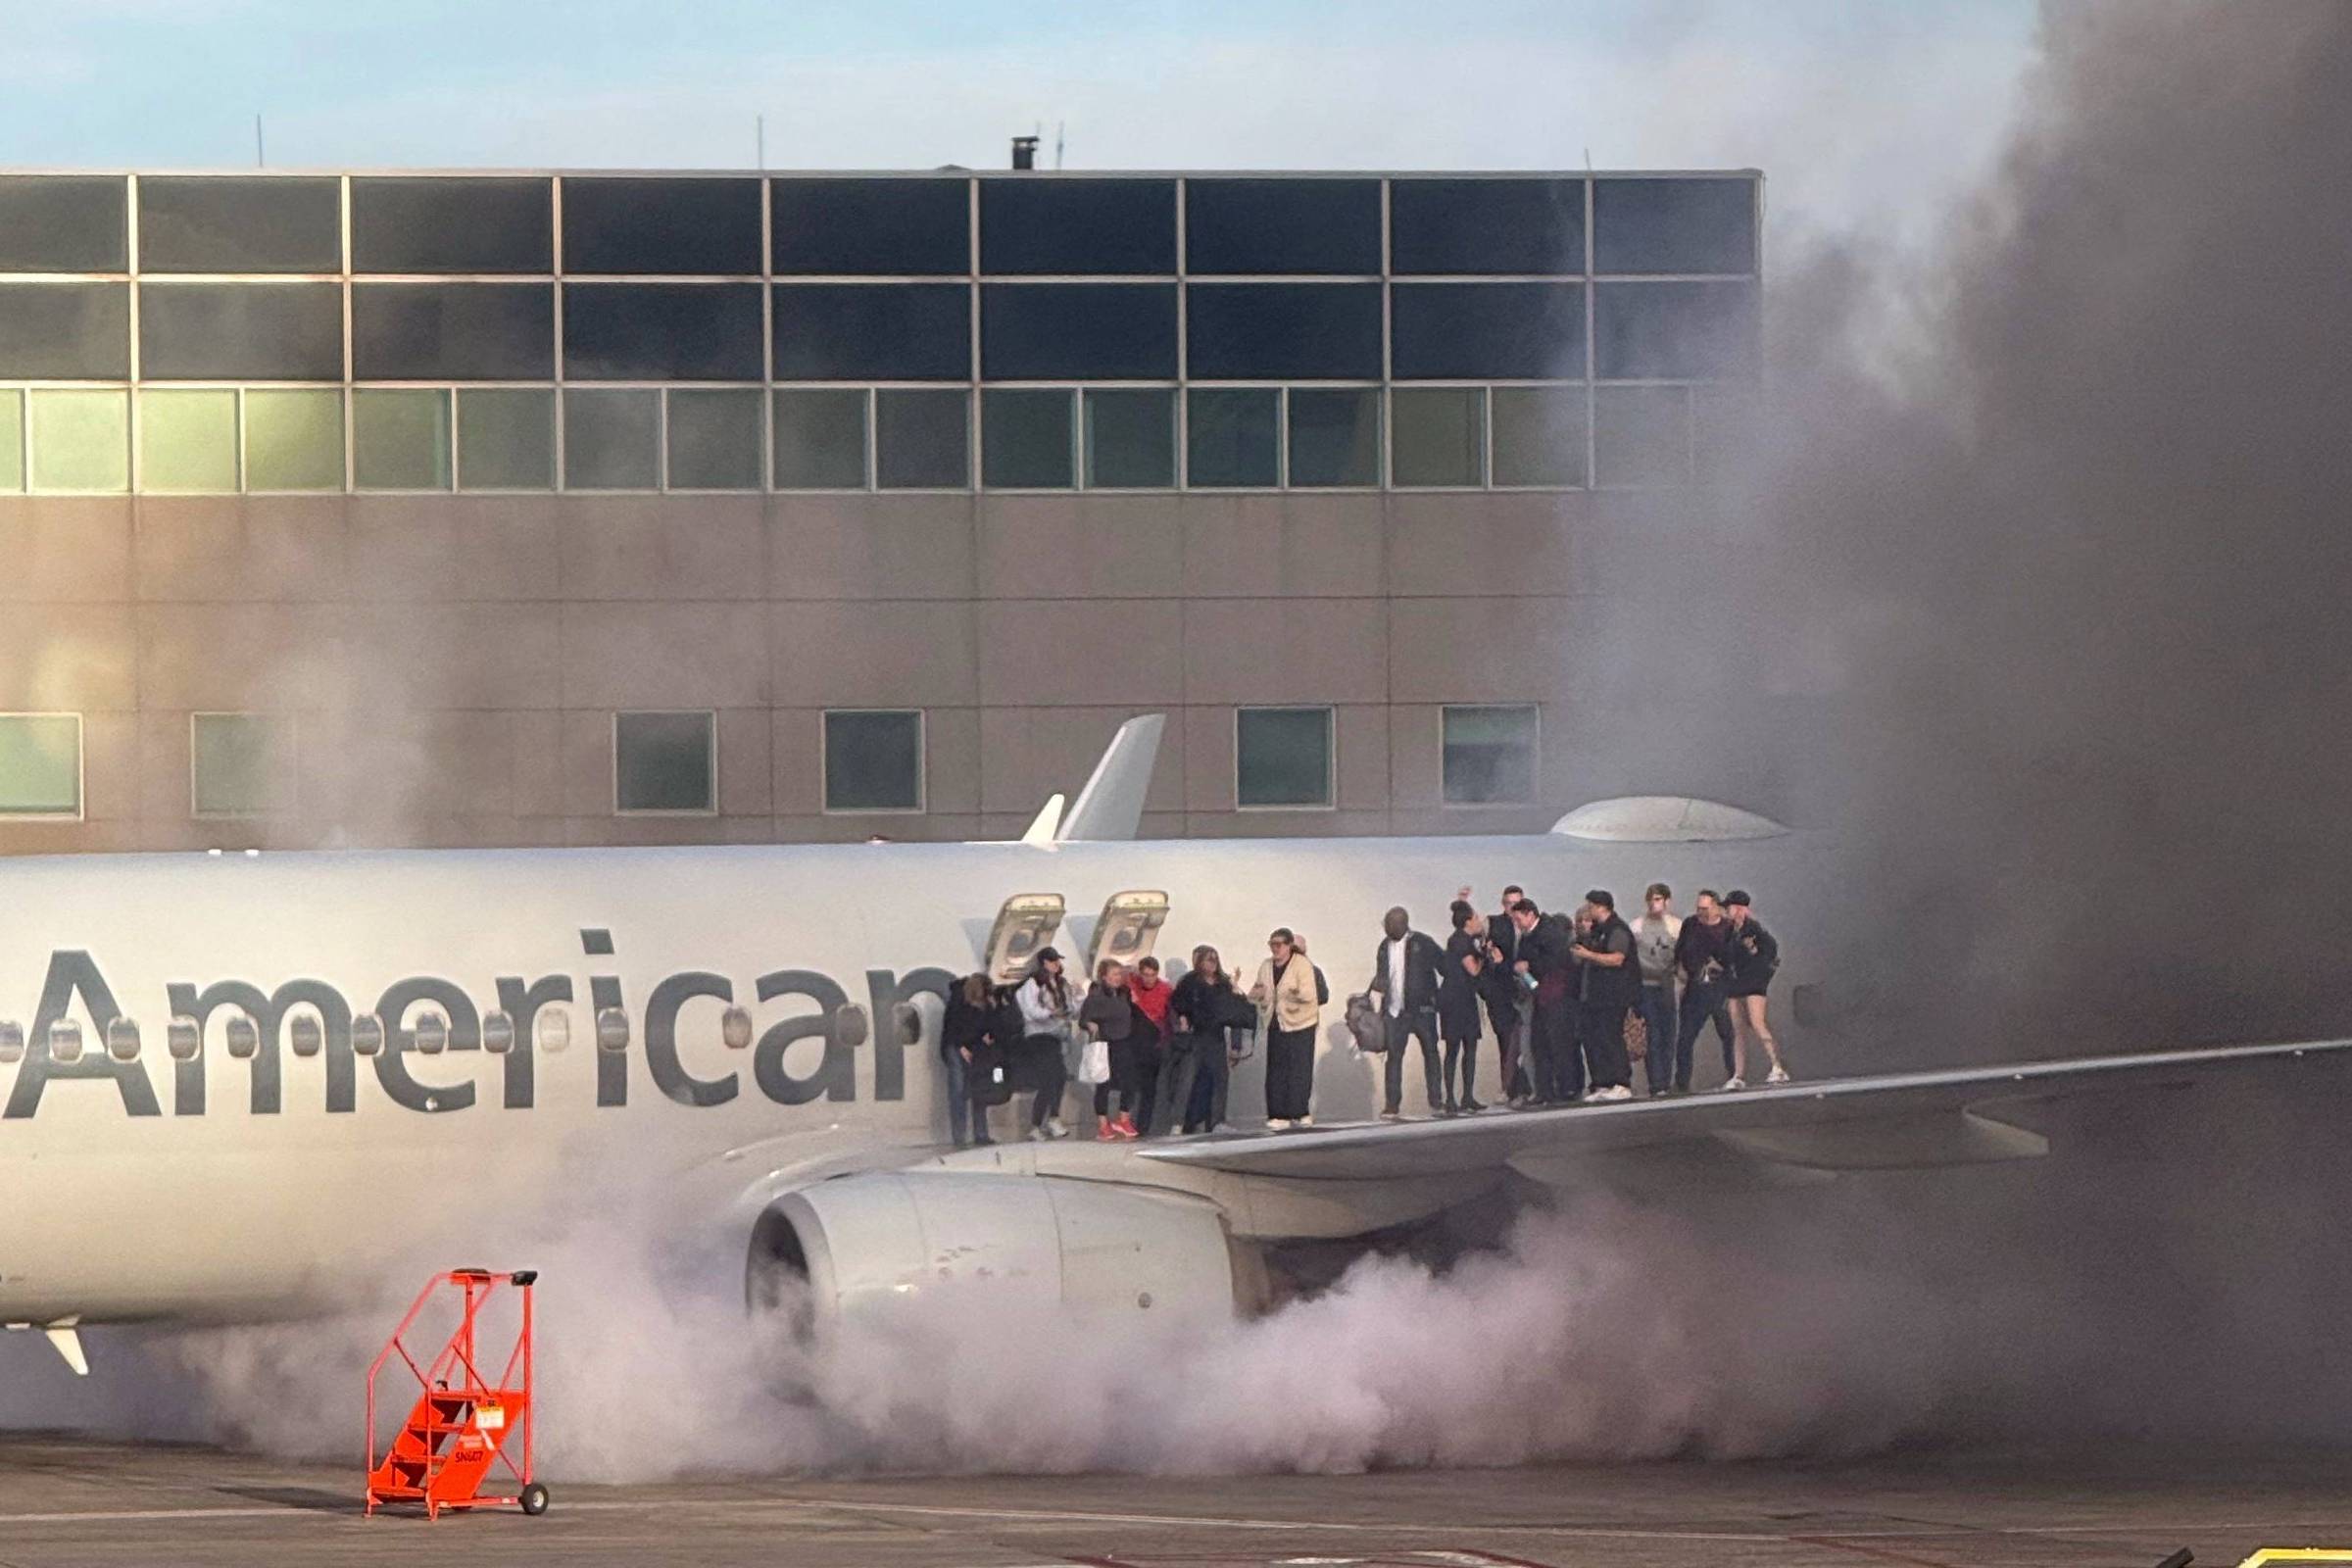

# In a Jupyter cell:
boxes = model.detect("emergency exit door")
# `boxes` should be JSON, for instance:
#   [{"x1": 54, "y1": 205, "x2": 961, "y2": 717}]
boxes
[{"x1": 1085, "y1": 890, "x2": 1169, "y2": 973}]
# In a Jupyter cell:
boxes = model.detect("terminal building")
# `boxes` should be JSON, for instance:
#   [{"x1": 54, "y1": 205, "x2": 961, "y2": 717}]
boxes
[{"x1": 0, "y1": 165, "x2": 1762, "y2": 853}]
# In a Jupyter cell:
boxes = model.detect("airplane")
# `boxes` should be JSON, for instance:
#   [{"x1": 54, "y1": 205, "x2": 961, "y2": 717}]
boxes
[{"x1": 0, "y1": 714, "x2": 2344, "y2": 1381}]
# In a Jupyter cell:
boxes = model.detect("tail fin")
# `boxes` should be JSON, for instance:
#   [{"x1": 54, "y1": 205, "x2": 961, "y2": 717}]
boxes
[{"x1": 1057, "y1": 714, "x2": 1165, "y2": 842}]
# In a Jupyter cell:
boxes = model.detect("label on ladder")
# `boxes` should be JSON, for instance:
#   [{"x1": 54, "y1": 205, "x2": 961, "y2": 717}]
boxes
[{"x1": 477, "y1": 1403, "x2": 506, "y2": 1431}]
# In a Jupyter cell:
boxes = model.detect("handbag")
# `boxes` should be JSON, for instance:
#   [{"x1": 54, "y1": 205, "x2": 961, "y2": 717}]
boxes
[
  {"x1": 1078, "y1": 1036, "x2": 1112, "y2": 1086},
  {"x1": 1346, "y1": 993, "x2": 1387, "y2": 1053}
]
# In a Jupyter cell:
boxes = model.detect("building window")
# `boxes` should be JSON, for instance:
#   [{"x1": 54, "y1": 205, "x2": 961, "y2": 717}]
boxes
[
  {"x1": 875, "y1": 389, "x2": 969, "y2": 490},
  {"x1": 1083, "y1": 388, "x2": 1175, "y2": 489},
  {"x1": 1236, "y1": 707, "x2": 1333, "y2": 809},
  {"x1": 562, "y1": 388, "x2": 659, "y2": 491},
  {"x1": 244, "y1": 389, "x2": 344, "y2": 491},
  {"x1": 27, "y1": 389, "x2": 127, "y2": 493},
  {"x1": 456, "y1": 388, "x2": 555, "y2": 491},
  {"x1": 0, "y1": 714, "x2": 81, "y2": 819},
  {"x1": 191, "y1": 712, "x2": 296, "y2": 818},
  {"x1": 663, "y1": 388, "x2": 763, "y2": 491},
  {"x1": 1286, "y1": 388, "x2": 1380, "y2": 488},
  {"x1": 1443, "y1": 706, "x2": 1538, "y2": 806},
  {"x1": 1492, "y1": 386, "x2": 1588, "y2": 489},
  {"x1": 823, "y1": 710, "x2": 923, "y2": 813},
  {"x1": 771, "y1": 388, "x2": 869, "y2": 490},
  {"x1": 1185, "y1": 388, "x2": 1279, "y2": 488},
  {"x1": 981, "y1": 388, "x2": 1073, "y2": 489},
  {"x1": 0, "y1": 389, "x2": 21, "y2": 493},
  {"x1": 353, "y1": 388, "x2": 452, "y2": 491},
  {"x1": 138, "y1": 388, "x2": 240, "y2": 493},
  {"x1": 1390, "y1": 388, "x2": 1485, "y2": 488},
  {"x1": 613, "y1": 710, "x2": 715, "y2": 815}
]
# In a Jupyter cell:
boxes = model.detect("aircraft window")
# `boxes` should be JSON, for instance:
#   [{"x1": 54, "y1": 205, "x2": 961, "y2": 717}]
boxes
[
  {"x1": 46, "y1": 1020, "x2": 83, "y2": 1064},
  {"x1": 1086, "y1": 890, "x2": 1170, "y2": 973},
  {"x1": 412, "y1": 1008, "x2": 449, "y2": 1055},
  {"x1": 106, "y1": 1017, "x2": 140, "y2": 1062},
  {"x1": 0, "y1": 1021, "x2": 20, "y2": 1065},
  {"x1": 892, "y1": 1002, "x2": 922, "y2": 1047},
  {"x1": 481, "y1": 1009, "x2": 515, "y2": 1054},
  {"x1": 289, "y1": 1012, "x2": 323, "y2": 1057},
  {"x1": 720, "y1": 1004, "x2": 754, "y2": 1051},
  {"x1": 985, "y1": 893, "x2": 1066, "y2": 984},
  {"x1": 833, "y1": 1004, "x2": 870, "y2": 1048},
  {"x1": 595, "y1": 1005, "x2": 629, "y2": 1054},
  {"x1": 167, "y1": 1016, "x2": 201, "y2": 1061},
  {"x1": 536, "y1": 1005, "x2": 571, "y2": 1054},
  {"x1": 224, "y1": 1015, "x2": 259, "y2": 1059},
  {"x1": 352, "y1": 1012, "x2": 385, "y2": 1056}
]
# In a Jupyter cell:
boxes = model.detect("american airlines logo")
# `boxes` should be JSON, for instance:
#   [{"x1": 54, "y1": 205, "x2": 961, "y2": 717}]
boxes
[{"x1": 0, "y1": 931, "x2": 955, "y2": 1121}]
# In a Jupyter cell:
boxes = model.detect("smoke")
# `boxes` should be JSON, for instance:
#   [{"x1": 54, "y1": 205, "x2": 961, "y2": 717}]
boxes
[{"x1": 1674, "y1": 0, "x2": 2352, "y2": 1063}]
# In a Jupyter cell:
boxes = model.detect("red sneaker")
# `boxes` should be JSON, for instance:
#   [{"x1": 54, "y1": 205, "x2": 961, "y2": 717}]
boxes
[{"x1": 1111, "y1": 1113, "x2": 1140, "y2": 1140}]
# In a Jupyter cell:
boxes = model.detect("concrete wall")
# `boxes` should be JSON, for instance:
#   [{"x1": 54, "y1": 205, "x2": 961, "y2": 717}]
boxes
[{"x1": 0, "y1": 487, "x2": 1670, "y2": 854}]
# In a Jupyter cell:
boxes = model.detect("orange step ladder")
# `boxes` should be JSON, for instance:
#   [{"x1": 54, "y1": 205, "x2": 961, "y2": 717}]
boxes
[{"x1": 365, "y1": 1268, "x2": 547, "y2": 1520}]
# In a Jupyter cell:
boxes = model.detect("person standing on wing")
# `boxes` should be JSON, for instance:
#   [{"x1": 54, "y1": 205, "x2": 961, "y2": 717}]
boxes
[
  {"x1": 1720, "y1": 891, "x2": 1791, "y2": 1089},
  {"x1": 1251, "y1": 928, "x2": 1323, "y2": 1129},
  {"x1": 1629, "y1": 883, "x2": 1683, "y2": 1098},
  {"x1": 1440, "y1": 901, "x2": 1489, "y2": 1114},
  {"x1": 1368, "y1": 905, "x2": 1446, "y2": 1120},
  {"x1": 1013, "y1": 949, "x2": 1078, "y2": 1138},
  {"x1": 1568, "y1": 889, "x2": 1640, "y2": 1102}
]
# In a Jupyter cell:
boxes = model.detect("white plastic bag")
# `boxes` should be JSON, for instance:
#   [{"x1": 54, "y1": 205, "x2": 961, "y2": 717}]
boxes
[{"x1": 1079, "y1": 1036, "x2": 1112, "y2": 1086}]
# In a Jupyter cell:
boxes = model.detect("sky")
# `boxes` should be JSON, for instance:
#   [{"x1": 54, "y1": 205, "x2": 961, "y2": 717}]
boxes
[{"x1": 0, "y1": 0, "x2": 2039, "y2": 254}]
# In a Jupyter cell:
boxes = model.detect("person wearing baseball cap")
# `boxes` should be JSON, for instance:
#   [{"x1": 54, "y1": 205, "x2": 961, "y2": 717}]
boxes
[{"x1": 1720, "y1": 892, "x2": 1791, "y2": 1088}]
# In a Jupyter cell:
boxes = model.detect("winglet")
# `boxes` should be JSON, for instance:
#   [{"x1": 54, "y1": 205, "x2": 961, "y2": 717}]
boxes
[
  {"x1": 1019, "y1": 793, "x2": 1065, "y2": 846},
  {"x1": 1057, "y1": 714, "x2": 1165, "y2": 842},
  {"x1": 45, "y1": 1322, "x2": 87, "y2": 1376}
]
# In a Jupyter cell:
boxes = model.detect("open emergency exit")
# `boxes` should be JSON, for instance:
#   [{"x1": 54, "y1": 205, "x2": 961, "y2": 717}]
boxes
[
  {"x1": 984, "y1": 894, "x2": 1065, "y2": 983},
  {"x1": 1085, "y1": 890, "x2": 1168, "y2": 972}
]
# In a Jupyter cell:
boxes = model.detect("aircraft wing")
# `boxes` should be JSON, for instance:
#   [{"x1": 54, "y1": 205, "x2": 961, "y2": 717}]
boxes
[{"x1": 1136, "y1": 1039, "x2": 2352, "y2": 1182}]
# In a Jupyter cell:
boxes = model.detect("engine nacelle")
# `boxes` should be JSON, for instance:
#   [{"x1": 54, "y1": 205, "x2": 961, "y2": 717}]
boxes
[{"x1": 748, "y1": 1172, "x2": 1250, "y2": 1338}]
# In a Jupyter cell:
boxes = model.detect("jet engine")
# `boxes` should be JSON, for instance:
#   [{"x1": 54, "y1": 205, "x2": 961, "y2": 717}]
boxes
[{"x1": 746, "y1": 1171, "x2": 1257, "y2": 1341}]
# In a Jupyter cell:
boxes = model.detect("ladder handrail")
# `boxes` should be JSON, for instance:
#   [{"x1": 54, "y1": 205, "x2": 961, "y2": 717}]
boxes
[{"x1": 365, "y1": 1268, "x2": 538, "y2": 1518}]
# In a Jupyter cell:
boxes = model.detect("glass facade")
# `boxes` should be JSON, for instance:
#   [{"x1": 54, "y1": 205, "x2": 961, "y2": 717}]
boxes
[{"x1": 0, "y1": 169, "x2": 1757, "y2": 495}]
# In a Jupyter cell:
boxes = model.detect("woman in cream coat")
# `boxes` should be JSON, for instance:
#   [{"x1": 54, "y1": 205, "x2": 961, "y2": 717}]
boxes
[{"x1": 1250, "y1": 927, "x2": 1323, "y2": 1128}]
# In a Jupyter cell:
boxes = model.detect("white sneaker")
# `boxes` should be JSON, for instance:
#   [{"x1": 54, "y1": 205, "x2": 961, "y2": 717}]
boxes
[
  {"x1": 1044, "y1": 1117, "x2": 1071, "y2": 1139},
  {"x1": 1211, "y1": 1121, "x2": 1236, "y2": 1135},
  {"x1": 1766, "y1": 1065, "x2": 1791, "y2": 1085},
  {"x1": 1265, "y1": 1117, "x2": 1293, "y2": 1131},
  {"x1": 1296, "y1": 1114, "x2": 1312, "y2": 1127},
  {"x1": 1720, "y1": 1076, "x2": 1746, "y2": 1092},
  {"x1": 1027, "y1": 1126, "x2": 1050, "y2": 1142},
  {"x1": 1600, "y1": 1085, "x2": 1635, "y2": 1102}
]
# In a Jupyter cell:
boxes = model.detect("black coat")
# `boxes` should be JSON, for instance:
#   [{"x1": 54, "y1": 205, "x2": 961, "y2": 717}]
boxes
[
  {"x1": 1440, "y1": 930, "x2": 1487, "y2": 1034},
  {"x1": 1169, "y1": 970, "x2": 1239, "y2": 1038},
  {"x1": 1574, "y1": 912, "x2": 1643, "y2": 1009},
  {"x1": 1369, "y1": 930, "x2": 1446, "y2": 1015}
]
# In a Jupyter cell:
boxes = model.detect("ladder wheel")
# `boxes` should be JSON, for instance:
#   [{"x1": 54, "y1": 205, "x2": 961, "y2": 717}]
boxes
[{"x1": 519, "y1": 1482, "x2": 550, "y2": 1516}]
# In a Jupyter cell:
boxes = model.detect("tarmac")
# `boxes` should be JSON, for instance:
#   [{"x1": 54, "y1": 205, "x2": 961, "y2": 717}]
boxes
[{"x1": 0, "y1": 1436, "x2": 2347, "y2": 1568}]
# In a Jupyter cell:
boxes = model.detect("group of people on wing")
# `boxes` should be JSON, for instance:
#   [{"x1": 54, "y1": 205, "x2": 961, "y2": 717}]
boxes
[{"x1": 937, "y1": 883, "x2": 1785, "y2": 1145}]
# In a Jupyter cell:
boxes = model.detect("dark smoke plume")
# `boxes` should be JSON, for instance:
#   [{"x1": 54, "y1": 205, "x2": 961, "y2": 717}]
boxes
[{"x1": 1730, "y1": 0, "x2": 2352, "y2": 1063}]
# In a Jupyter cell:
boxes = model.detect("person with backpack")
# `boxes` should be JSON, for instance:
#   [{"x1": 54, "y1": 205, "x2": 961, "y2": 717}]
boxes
[
  {"x1": 1165, "y1": 945, "x2": 1241, "y2": 1135},
  {"x1": 1079, "y1": 957, "x2": 1143, "y2": 1140},
  {"x1": 1368, "y1": 906, "x2": 1446, "y2": 1120},
  {"x1": 1721, "y1": 890, "x2": 1792, "y2": 1089},
  {"x1": 1568, "y1": 888, "x2": 1641, "y2": 1102},
  {"x1": 1251, "y1": 927, "x2": 1324, "y2": 1129}
]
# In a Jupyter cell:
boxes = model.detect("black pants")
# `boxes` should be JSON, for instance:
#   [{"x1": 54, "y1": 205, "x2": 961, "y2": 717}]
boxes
[
  {"x1": 1265, "y1": 1024, "x2": 1316, "y2": 1120},
  {"x1": 1093, "y1": 1035, "x2": 1150, "y2": 1116},
  {"x1": 1487, "y1": 996, "x2": 1530, "y2": 1100},
  {"x1": 1160, "y1": 1031, "x2": 1230, "y2": 1133},
  {"x1": 1579, "y1": 1000, "x2": 1633, "y2": 1091},
  {"x1": 1017, "y1": 1033, "x2": 1067, "y2": 1128},
  {"x1": 1442, "y1": 1015, "x2": 1480, "y2": 1107},
  {"x1": 1674, "y1": 976, "x2": 1735, "y2": 1088},
  {"x1": 1529, "y1": 996, "x2": 1582, "y2": 1102},
  {"x1": 1382, "y1": 1009, "x2": 1442, "y2": 1113}
]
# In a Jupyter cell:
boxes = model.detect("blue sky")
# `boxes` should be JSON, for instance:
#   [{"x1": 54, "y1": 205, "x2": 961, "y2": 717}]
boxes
[{"x1": 0, "y1": 0, "x2": 2038, "y2": 247}]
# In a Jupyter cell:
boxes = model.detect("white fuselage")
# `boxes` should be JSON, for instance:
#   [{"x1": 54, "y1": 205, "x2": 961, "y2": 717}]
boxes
[{"x1": 0, "y1": 831, "x2": 1824, "y2": 1324}]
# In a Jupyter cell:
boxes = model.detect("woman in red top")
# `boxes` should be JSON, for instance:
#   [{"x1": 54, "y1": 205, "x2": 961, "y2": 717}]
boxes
[{"x1": 1126, "y1": 955, "x2": 1174, "y2": 1137}]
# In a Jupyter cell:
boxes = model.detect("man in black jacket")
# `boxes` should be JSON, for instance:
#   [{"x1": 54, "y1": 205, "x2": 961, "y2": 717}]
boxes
[
  {"x1": 1510, "y1": 899, "x2": 1580, "y2": 1104},
  {"x1": 1484, "y1": 884, "x2": 1532, "y2": 1102},
  {"x1": 1369, "y1": 906, "x2": 1446, "y2": 1119},
  {"x1": 1569, "y1": 889, "x2": 1640, "y2": 1102}
]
